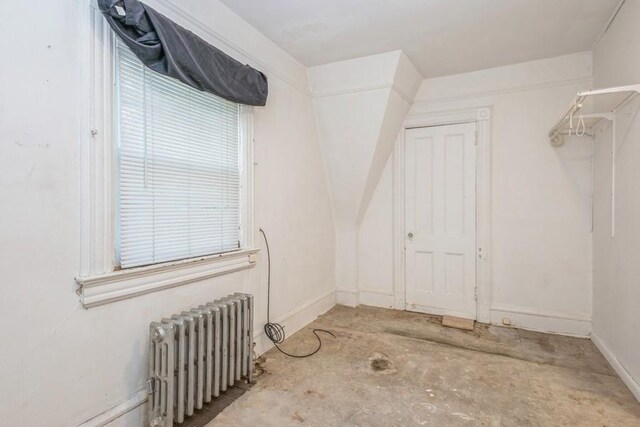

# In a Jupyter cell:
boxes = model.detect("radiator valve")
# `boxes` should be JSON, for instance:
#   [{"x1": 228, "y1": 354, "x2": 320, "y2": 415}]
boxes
[{"x1": 151, "y1": 326, "x2": 165, "y2": 342}]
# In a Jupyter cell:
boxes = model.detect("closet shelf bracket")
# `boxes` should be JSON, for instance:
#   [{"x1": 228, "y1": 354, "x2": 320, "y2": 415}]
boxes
[
  {"x1": 549, "y1": 84, "x2": 640, "y2": 239},
  {"x1": 548, "y1": 84, "x2": 640, "y2": 146}
]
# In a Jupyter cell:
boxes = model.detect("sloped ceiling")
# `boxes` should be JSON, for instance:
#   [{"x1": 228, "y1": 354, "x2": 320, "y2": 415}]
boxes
[
  {"x1": 314, "y1": 88, "x2": 391, "y2": 229},
  {"x1": 219, "y1": 0, "x2": 618, "y2": 77},
  {"x1": 310, "y1": 51, "x2": 421, "y2": 231}
]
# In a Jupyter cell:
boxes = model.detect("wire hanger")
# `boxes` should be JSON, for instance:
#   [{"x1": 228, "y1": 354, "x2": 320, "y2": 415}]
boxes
[{"x1": 568, "y1": 98, "x2": 586, "y2": 137}]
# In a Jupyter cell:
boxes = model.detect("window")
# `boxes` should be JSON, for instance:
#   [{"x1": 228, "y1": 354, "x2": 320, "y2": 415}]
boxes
[
  {"x1": 76, "y1": 8, "x2": 256, "y2": 308},
  {"x1": 115, "y1": 40, "x2": 242, "y2": 269}
]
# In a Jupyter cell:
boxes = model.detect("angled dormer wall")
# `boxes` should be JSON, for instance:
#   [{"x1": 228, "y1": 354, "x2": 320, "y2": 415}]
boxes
[{"x1": 309, "y1": 51, "x2": 422, "y2": 304}]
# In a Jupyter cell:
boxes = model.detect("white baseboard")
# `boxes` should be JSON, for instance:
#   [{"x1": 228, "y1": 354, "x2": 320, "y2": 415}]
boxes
[
  {"x1": 254, "y1": 290, "x2": 337, "y2": 356},
  {"x1": 81, "y1": 291, "x2": 336, "y2": 426},
  {"x1": 407, "y1": 303, "x2": 475, "y2": 319},
  {"x1": 358, "y1": 290, "x2": 394, "y2": 308},
  {"x1": 476, "y1": 303, "x2": 491, "y2": 324},
  {"x1": 591, "y1": 332, "x2": 640, "y2": 403},
  {"x1": 77, "y1": 388, "x2": 147, "y2": 427},
  {"x1": 336, "y1": 288, "x2": 358, "y2": 307},
  {"x1": 490, "y1": 305, "x2": 592, "y2": 337}
]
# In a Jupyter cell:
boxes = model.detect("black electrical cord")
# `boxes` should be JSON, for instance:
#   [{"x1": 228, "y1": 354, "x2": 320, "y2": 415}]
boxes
[{"x1": 259, "y1": 228, "x2": 335, "y2": 358}]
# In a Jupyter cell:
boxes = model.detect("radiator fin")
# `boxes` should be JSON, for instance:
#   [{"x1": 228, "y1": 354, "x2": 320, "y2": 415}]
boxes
[{"x1": 148, "y1": 294, "x2": 254, "y2": 426}]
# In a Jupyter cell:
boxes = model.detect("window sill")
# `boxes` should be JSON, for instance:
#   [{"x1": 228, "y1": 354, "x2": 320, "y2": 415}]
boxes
[{"x1": 75, "y1": 248, "x2": 259, "y2": 308}]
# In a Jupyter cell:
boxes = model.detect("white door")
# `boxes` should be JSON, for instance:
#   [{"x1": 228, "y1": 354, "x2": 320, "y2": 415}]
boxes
[{"x1": 405, "y1": 123, "x2": 477, "y2": 319}]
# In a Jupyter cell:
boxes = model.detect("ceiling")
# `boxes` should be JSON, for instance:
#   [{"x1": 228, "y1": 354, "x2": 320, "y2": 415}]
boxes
[{"x1": 219, "y1": 0, "x2": 619, "y2": 78}]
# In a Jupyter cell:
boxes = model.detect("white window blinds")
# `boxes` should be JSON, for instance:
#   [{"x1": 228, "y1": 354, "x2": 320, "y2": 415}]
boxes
[{"x1": 115, "y1": 39, "x2": 242, "y2": 269}]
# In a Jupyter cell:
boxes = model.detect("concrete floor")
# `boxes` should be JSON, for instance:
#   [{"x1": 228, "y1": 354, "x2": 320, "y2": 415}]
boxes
[{"x1": 210, "y1": 305, "x2": 640, "y2": 426}]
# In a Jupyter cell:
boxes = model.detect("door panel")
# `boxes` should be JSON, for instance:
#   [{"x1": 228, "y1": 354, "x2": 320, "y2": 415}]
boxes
[{"x1": 405, "y1": 123, "x2": 477, "y2": 319}]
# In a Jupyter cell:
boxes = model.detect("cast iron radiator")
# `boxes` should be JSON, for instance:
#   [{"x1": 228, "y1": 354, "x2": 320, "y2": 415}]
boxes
[{"x1": 148, "y1": 293, "x2": 254, "y2": 426}]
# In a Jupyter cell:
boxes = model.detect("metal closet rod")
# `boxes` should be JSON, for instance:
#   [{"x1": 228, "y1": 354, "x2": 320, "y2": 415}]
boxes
[
  {"x1": 548, "y1": 84, "x2": 640, "y2": 143},
  {"x1": 548, "y1": 84, "x2": 640, "y2": 239}
]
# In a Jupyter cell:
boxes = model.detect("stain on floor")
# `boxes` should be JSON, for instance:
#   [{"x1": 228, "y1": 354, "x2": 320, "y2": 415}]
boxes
[
  {"x1": 370, "y1": 357, "x2": 391, "y2": 372},
  {"x1": 208, "y1": 305, "x2": 640, "y2": 426}
]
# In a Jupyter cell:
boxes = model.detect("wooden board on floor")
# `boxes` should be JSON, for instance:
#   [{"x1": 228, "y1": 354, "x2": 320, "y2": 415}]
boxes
[{"x1": 442, "y1": 315, "x2": 475, "y2": 331}]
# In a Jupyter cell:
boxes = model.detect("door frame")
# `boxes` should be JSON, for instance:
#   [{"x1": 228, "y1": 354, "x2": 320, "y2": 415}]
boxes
[{"x1": 392, "y1": 106, "x2": 493, "y2": 323}]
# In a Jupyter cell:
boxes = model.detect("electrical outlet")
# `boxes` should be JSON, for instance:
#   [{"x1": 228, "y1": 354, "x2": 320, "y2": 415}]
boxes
[{"x1": 502, "y1": 318, "x2": 511, "y2": 326}]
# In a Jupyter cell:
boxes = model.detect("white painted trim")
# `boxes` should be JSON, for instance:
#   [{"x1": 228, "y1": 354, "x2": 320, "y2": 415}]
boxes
[
  {"x1": 359, "y1": 288, "x2": 394, "y2": 296},
  {"x1": 312, "y1": 83, "x2": 391, "y2": 98},
  {"x1": 393, "y1": 107, "x2": 493, "y2": 323},
  {"x1": 392, "y1": 132, "x2": 406, "y2": 311},
  {"x1": 474, "y1": 108, "x2": 493, "y2": 323},
  {"x1": 591, "y1": 332, "x2": 640, "y2": 403},
  {"x1": 254, "y1": 290, "x2": 337, "y2": 355},
  {"x1": 80, "y1": 4, "x2": 257, "y2": 307},
  {"x1": 312, "y1": 83, "x2": 415, "y2": 105},
  {"x1": 407, "y1": 304, "x2": 476, "y2": 320},
  {"x1": 491, "y1": 304, "x2": 592, "y2": 322},
  {"x1": 81, "y1": 5, "x2": 117, "y2": 277},
  {"x1": 414, "y1": 76, "x2": 592, "y2": 107},
  {"x1": 77, "y1": 387, "x2": 147, "y2": 427},
  {"x1": 76, "y1": 249, "x2": 259, "y2": 308},
  {"x1": 491, "y1": 305, "x2": 592, "y2": 337},
  {"x1": 240, "y1": 105, "x2": 255, "y2": 249},
  {"x1": 359, "y1": 290, "x2": 395, "y2": 308},
  {"x1": 336, "y1": 289, "x2": 359, "y2": 307}
]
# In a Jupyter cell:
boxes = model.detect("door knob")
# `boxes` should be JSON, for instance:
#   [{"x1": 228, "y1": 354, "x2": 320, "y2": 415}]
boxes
[{"x1": 408, "y1": 232, "x2": 414, "y2": 239}]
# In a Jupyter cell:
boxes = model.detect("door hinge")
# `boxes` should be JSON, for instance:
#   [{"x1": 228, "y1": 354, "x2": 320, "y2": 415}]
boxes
[{"x1": 474, "y1": 287, "x2": 478, "y2": 301}]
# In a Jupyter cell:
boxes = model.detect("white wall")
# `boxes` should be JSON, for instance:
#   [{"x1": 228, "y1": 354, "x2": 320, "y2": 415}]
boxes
[
  {"x1": 309, "y1": 51, "x2": 421, "y2": 305},
  {"x1": 3, "y1": 1, "x2": 637, "y2": 424},
  {"x1": 0, "y1": 0, "x2": 335, "y2": 426},
  {"x1": 591, "y1": 0, "x2": 640, "y2": 401},
  {"x1": 358, "y1": 158, "x2": 394, "y2": 307},
  {"x1": 359, "y1": 53, "x2": 594, "y2": 335}
]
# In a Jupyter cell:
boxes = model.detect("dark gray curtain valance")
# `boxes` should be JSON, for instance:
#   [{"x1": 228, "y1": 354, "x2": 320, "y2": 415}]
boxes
[{"x1": 98, "y1": 0, "x2": 268, "y2": 106}]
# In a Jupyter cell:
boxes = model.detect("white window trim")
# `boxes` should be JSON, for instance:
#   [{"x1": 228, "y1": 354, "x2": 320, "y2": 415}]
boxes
[{"x1": 76, "y1": 2, "x2": 257, "y2": 309}]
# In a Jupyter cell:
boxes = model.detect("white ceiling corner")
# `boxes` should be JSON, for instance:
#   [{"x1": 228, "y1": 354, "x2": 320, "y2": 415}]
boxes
[{"x1": 219, "y1": 0, "x2": 619, "y2": 78}]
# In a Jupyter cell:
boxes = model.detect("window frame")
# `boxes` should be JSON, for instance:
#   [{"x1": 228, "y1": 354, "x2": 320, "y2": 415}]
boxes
[{"x1": 76, "y1": 2, "x2": 257, "y2": 308}]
